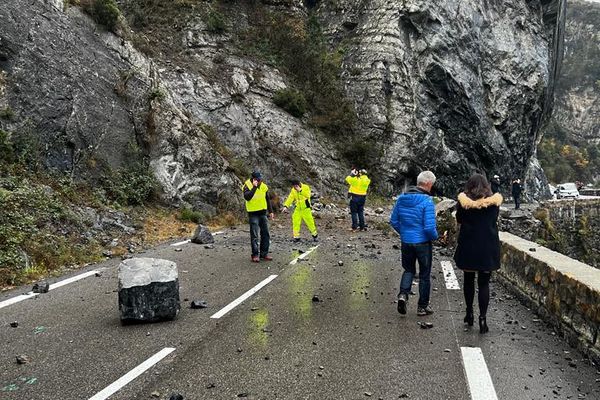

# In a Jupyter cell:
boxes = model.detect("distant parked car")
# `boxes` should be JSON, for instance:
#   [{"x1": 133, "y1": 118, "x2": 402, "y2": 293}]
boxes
[{"x1": 555, "y1": 183, "x2": 580, "y2": 199}]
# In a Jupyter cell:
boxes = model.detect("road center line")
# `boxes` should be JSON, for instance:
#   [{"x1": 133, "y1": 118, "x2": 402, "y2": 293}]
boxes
[
  {"x1": 460, "y1": 347, "x2": 498, "y2": 400},
  {"x1": 0, "y1": 270, "x2": 100, "y2": 310},
  {"x1": 441, "y1": 260, "x2": 460, "y2": 290},
  {"x1": 289, "y1": 245, "x2": 320, "y2": 265},
  {"x1": 210, "y1": 275, "x2": 278, "y2": 319},
  {"x1": 88, "y1": 347, "x2": 176, "y2": 400}
]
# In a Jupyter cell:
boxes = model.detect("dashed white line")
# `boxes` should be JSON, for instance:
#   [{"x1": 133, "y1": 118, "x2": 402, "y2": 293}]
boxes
[
  {"x1": 441, "y1": 260, "x2": 460, "y2": 290},
  {"x1": 460, "y1": 347, "x2": 498, "y2": 400},
  {"x1": 88, "y1": 347, "x2": 176, "y2": 400},
  {"x1": 0, "y1": 270, "x2": 100, "y2": 310},
  {"x1": 210, "y1": 275, "x2": 278, "y2": 319},
  {"x1": 289, "y1": 245, "x2": 320, "y2": 265}
]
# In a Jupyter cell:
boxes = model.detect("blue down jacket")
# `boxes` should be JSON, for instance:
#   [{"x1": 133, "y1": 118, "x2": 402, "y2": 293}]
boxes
[{"x1": 389, "y1": 187, "x2": 438, "y2": 244}]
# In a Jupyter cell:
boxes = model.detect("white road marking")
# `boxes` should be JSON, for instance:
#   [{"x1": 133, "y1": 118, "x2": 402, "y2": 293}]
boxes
[
  {"x1": 88, "y1": 347, "x2": 175, "y2": 400},
  {"x1": 460, "y1": 347, "x2": 499, "y2": 400},
  {"x1": 441, "y1": 260, "x2": 460, "y2": 290},
  {"x1": 210, "y1": 275, "x2": 278, "y2": 319},
  {"x1": 289, "y1": 245, "x2": 320, "y2": 265},
  {"x1": 0, "y1": 270, "x2": 100, "y2": 310}
]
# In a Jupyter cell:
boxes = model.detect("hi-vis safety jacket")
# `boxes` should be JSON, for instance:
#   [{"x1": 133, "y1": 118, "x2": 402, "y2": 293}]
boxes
[
  {"x1": 243, "y1": 179, "x2": 269, "y2": 212},
  {"x1": 346, "y1": 175, "x2": 371, "y2": 196},
  {"x1": 284, "y1": 183, "x2": 312, "y2": 211}
]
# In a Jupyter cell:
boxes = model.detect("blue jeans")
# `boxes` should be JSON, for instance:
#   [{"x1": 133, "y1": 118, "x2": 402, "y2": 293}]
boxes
[
  {"x1": 398, "y1": 242, "x2": 432, "y2": 307},
  {"x1": 349, "y1": 195, "x2": 366, "y2": 229},
  {"x1": 249, "y1": 213, "x2": 270, "y2": 257}
]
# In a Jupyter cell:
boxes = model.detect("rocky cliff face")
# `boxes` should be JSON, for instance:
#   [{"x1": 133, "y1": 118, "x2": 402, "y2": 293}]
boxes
[
  {"x1": 552, "y1": 0, "x2": 600, "y2": 145},
  {"x1": 0, "y1": 0, "x2": 566, "y2": 212}
]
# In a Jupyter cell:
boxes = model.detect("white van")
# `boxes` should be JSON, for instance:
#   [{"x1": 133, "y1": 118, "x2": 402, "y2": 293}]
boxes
[{"x1": 555, "y1": 183, "x2": 579, "y2": 199}]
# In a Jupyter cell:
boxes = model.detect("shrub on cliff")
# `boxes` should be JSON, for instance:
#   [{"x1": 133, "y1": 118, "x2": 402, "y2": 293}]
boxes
[
  {"x1": 273, "y1": 88, "x2": 307, "y2": 118},
  {"x1": 80, "y1": 0, "x2": 122, "y2": 32}
]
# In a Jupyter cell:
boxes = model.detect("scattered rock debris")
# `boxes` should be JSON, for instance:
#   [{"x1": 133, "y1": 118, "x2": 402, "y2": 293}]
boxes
[
  {"x1": 32, "y1": 282, "x2": 50, "y2": 293},
  {"x1": 190, "y1": 300, "x2": 208, "y2": 309},
  {"x1": 16, "y1": 355, "x2": 30, "y2": 364}
]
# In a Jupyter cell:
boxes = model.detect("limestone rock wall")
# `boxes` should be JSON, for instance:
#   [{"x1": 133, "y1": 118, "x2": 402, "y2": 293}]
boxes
[{"x1": 0, "y1": 0, "x2": 567, "y2": 211}]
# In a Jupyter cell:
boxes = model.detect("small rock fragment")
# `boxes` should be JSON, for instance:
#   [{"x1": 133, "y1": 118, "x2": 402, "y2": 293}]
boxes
[
  {"x1": 338, "y1": 260, "x2": 344, "y2": 266},
  {"x1": 169, "y1": 394, "x2": 184, "y2": 400},
  {"x1": 16, "y1": 355, "x2": 30, "y2": 364},
  {"x1": 150, "y1": 391, "x2": 160, "y2": 398},
  {"x1": 174, "y1": 248, "x2": 183, "y2": 252},
  {"x1": 10, "y1": 321, "x2": 18, "y2": 328},
  {"x1": 312, "y1": 295, "x2": 320, "y2": 302},
  {"x1": 32, "y1": 282, "x2": 50, "y2": 293},
  {"x1": 190, "y1": 300, "x2": 208, "y2": 309}
]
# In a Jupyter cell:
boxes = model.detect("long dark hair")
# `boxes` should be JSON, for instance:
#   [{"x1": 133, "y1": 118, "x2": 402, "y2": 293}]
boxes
[{"x1": 464, "y1": 174, "x2": 493, "y2": 200}]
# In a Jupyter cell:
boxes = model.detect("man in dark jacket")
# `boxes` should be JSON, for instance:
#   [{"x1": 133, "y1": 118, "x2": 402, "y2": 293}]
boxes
[
  {"x1": 511, "y1": 178, "x2": 522, "y2": 209},
  {"x1": 490, "y1": 175, "x2": 501, "y2": 194},
  {"x1": 389, "y1": 171, "x2": 439, "y2": 316}
]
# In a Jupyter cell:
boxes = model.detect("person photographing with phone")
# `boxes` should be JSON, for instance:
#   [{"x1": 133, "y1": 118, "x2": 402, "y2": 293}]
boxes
[
  {"x1": 243, "y1": 171, "x2": 275, "y2": 263},
  {"x1": 345, "y1": 168, "x2": 371, "y2": 232}
]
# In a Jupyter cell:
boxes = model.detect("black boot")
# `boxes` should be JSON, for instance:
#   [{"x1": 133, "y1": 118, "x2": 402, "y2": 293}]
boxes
[
  {"x1": 464, "y1": 309, "x2": 474, "y2": 326},
  {"x1": 479, "y1": 316, "x2": 489, "y2": 334}
]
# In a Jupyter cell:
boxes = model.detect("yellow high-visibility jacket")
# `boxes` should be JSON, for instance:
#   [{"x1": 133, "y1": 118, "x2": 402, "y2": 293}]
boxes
[
  {"x1": 284, "y1": 183, "x2": 312, "y2": 211},
  {"x1": 243, "y1": 179, "x2": 269, "y2": 212},
  {"x1": 346, "y1": 175, "x2": 370, "y2": 196}
]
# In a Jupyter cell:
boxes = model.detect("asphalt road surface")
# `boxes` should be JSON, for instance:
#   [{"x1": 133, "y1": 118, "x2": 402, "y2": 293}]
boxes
[{"x1": 1, "y1": 214, "x2": 599, "y2": 400}]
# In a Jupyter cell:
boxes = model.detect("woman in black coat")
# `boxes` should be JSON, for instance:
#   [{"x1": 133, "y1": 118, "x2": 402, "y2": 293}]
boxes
[{"x1": 454, "y1": 174, "x2": 502, "y2": 333}]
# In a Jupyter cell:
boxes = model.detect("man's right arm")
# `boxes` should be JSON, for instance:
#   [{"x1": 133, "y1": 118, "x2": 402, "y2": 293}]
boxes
[
  {"x1": 423, "y1": 200, "x2": 439, "y2": 241},
  {"x1": 243, "y1": 185, "x2": 257, "y2": 201},
  {"x1": 389, "y1": 198, "x2": 402, "y2": 235}
]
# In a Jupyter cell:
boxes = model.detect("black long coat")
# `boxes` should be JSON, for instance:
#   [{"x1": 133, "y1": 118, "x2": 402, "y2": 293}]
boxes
[{"x1": 453, "y1": 192, "x2": 502, "y2": 271}]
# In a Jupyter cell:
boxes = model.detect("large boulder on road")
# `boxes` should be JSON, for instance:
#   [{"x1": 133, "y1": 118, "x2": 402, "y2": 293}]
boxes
[
  {"x1": 191, "y1": 225, "x2": 214, "y2": 244},
  {"x1": 118, "y1": 258, "x2": 180, "y2": 323}
]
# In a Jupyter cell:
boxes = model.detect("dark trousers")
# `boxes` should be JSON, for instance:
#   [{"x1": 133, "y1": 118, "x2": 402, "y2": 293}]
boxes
[
  {"x1": 398, "y1": 242, "x2": 432, "y2": 307},
  {"x1": 514, "y1": 195, "x2": 520, "y2": 209},
  {"x1": 349, "y1": 195, "x2": 366, "y2": 230},
  {"x1": 249, "y1": 213, "x2": 270, "y2": 257},
  {"x1": 463, "y1": 271, "x2": 491, "y2": 317}
]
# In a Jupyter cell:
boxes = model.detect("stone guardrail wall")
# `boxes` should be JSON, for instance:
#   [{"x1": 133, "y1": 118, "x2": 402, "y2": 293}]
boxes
[
  {"x1": 499, "y1": 231, "x2": 600, "y2": 365},
  {"x1": 535, "y1": 199, "x2": 600, "y2": 268}
]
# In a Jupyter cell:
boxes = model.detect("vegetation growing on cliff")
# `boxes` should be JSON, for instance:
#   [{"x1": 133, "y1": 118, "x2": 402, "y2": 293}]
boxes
[
  {"x1": 538, "y1": 122, "x2": 600, "y2": 184},
  {"x1": 0, "y1": 129, "x2": 198, "y2": 288}
]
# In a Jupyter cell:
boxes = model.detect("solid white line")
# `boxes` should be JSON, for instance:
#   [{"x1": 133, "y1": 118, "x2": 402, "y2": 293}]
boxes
[
  {"x1": 49, "y1": 270, "x2": 100, "y2": 290},
  {"x1": 170, "y1": 239, "x2": 191, "y2": 247},
  {"x1": 0, "y1": 270, "x2": 100, "y2": 310},
  {"x1": 460, "y1": 347, "x2": 498, "y2": 400},
  {"x1": 289, "y1": 245, "x2": 320, "y2": 265},
  {"x1": 0, "y1": 293, "x2": 37, "y2": 310},
  {"x1": 88, "y1": 347, "x2": 175, "y2": 400},
  {"x1": 441, "y1": 260, "x2": 460, "y2": 290},
  {"x1": 210, "y1": 275, "x2": 278, "y2": 319}
]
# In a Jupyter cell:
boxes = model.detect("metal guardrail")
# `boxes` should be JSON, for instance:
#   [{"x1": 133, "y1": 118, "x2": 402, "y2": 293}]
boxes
[{"x1": 579, "y1": 188, "x2": 600, "y2": 196}]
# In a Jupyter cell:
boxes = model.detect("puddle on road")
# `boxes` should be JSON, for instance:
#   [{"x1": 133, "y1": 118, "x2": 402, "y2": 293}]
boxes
[
  {"x1": 247, "y1": 308, "x2": 269, "y2": 348},
  {"x1": 348, "y1": 261, "x2": 373, "y2": 311},
  {"x1": 286, "y1": 264, "x2": 314, "y2": 321}
]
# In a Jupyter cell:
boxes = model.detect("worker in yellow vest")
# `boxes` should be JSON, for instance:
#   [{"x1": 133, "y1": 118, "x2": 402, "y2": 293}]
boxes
[
  {"x1": 282, "y1": 180, "x2": 318, "y2": 243},
  {"x1": 242, "y1": 171, "x2": 274, "y2": 263},
  {"x1": 345, "y1": 168, "x2": 371, "y2": 232}
]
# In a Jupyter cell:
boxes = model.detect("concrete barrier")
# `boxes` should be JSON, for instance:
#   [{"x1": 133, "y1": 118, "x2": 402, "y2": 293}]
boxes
[{"x1": 499, "y1": 231, "x2": 600, "y2": 365}]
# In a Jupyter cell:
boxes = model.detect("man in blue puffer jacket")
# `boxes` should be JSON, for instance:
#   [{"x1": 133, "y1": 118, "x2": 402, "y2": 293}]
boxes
[{"x1": 390, "y1": 171, "x2": 438, "y2": 316}]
